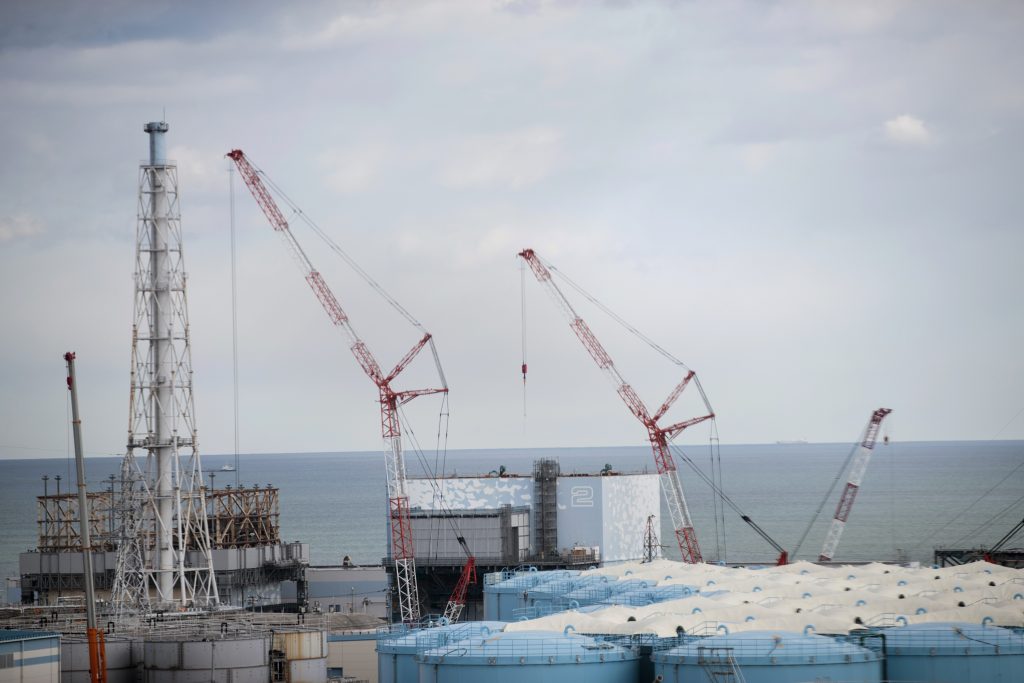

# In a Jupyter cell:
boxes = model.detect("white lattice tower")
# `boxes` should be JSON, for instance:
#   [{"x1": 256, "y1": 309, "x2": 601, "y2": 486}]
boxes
[
  {"x1": 112, "y1": 122, "x2": 218, "y2": 610},
  {"x1": 110, "y1": 451, "x2": 150, "y2": 616}
]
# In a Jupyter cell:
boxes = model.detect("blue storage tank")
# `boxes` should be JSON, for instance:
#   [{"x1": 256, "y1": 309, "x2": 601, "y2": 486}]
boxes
[
  {"x1": 653, "y1": 630, "x2": 882, "y2": 683},
  {"x1": 600, "y1": 584, "x2": 697, "y2": 607},
  {"x1": 881, "y1": 621, "x2": 1024, "y2": 682},
  {"x1": 377, "y1": 621, "x2": 506, "y2": 683},
  {"x1": 485, "y1": 569, "x2": 577, "y2": 620},
  {"x1": 521, "y1": 574, "x2": 589, "y2": 618},
  {"x1": 418, "y1": 629, "x2": 638, "y2": 683}
]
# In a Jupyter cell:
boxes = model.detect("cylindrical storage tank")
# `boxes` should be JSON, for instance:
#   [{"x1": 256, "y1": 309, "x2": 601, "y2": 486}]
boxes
[
  {"x1": 653, "y1": 631, "x2": 882, "y2": 683},
  {"x1": 524, "y1": 576, "x2": 587, "y2": 616},
  {"x1": 62, "y1": 636, "x2": 136, "y2": 683},
  {"x1": 377, "y1": 621, "x2": 505, "y2": 683},
  {"x1": 272, "y1": 630, "x2": 328, "y2": 683},
  {"x1": 881, "y1": 621, "x2": 1024, "y2": 682},
  {"x1": 418, "y1": 629, "x2": 638, "y2": 683},
  {"x1": 488, "y1": 570, "x2": 573, "y2": 621},
  {"x1": 143, "y1": 634, "x2": 270, "y2": 683}
]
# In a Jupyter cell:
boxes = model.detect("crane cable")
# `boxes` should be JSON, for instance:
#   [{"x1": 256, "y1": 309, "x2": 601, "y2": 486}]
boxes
[
  {"x1": 949, "y1": 492, "x2": 1024, "y2": 548},
  {"x1": 909, "y1": 407, "x2": 1024, "y2": 554},
  {"x1": 521, "y1": 258, "x2": 528, "y2": 420},
  {"x1": 399, "y1": 402, "x2": 467, "y2": 562},
  {"x1": 790, "y1": 440, "x2": 860, "y2": 559},
  {"x1": 669, "y1": 442, "x2": 777, "y2": 558},
  {"x1": 242, "y1": 156, "x2": 448, "y2": 389}
]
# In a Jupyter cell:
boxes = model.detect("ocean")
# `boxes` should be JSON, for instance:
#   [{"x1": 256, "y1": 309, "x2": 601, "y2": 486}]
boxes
[{"x1": 1, "y1": 441, "x2": 1021, "y2": 582}]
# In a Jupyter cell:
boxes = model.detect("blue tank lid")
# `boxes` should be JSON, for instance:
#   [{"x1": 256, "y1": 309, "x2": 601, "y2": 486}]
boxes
[
  {"x1": 492, "y1": 569, "x2": 579, "y2": 592},
  {"x1": 882, "y1": 622, "x2": 1024, "y2": 656},
  {"x1": 419, "y1": 629, "x2": 637, "y2": 666},
  {"x1": 655, "y1": 631, "x2": 881, "y2": 666},
  {"x1": 377, "y1": 621, "x2": 506, "y2": 654}
]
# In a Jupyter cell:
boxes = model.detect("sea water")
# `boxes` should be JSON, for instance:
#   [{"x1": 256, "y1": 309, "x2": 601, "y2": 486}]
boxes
[{"x1": 0, "y1": 441, "x2": 1021, "y2": 583}]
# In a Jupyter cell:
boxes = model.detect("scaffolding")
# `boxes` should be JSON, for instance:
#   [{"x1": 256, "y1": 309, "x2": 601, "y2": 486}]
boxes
[
  {"x1": 533, "y1": 459, "x2": 559, "y2": 560},
  {"x1": 35, "y1": 486, "x2": 280, "y2": 553},
  {"x1": 208, "y1": 487, "x2": 281, "y2": 548},
  {"x1": 37, "y1": 493, "x2": 117, "y2": 553}
]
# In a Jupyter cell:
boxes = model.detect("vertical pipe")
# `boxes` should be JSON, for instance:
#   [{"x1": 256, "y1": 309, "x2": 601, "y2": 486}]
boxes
[{"x1": 144, "y1": 121, "x2": 175, "y2": 604}]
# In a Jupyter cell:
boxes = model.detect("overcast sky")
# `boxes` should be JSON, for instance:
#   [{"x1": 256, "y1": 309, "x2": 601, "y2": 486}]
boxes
[{"x1": 1, "y1": 0, "x2": 1022, "y2": 460}]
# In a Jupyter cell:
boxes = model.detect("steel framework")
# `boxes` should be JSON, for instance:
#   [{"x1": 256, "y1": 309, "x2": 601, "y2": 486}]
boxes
[
  {"x1": 112, "y1": 122, "x2": 218, "y2": 612},
  {"x1": 518, "y1": 248, "x2": 712, "y2": 563},
  {"x1": 208, "y1": 487, "x2": 281, "y2": 548}
]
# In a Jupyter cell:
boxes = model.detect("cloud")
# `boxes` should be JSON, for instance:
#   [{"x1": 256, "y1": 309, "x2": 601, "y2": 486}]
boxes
[
  {"x1": 438, "y1": 127, "x2": 562, "y2": 190},
  {"x1": 0, "y1": 214, "x2": 45, "y2": 242},
  {"x1": 740, "y1": 142, "x2": 784, "y2": 172},
  {"x1": 884, "y1": 114, "x2": 931, "y2": 145}
]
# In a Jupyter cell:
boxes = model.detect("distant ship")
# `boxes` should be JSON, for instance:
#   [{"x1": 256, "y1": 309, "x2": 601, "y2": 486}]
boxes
[
  {"x1": 220, "y1": 463, "x2": 236, "y2": 472},
  {"x1": 776, "y1": 439, "x2": 809, "y2": 445}
]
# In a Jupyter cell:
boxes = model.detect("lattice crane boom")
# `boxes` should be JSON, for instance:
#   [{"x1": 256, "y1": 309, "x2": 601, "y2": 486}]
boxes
[
  {"x1": 819, "y1": 407, "x2": 892, "y2": 562},
  {"x1": 518, "y1": 248, "x2": 712, "y2": 563},
  {"x1": 228, "y1": 149, "x2": 447, "y2": 623}
]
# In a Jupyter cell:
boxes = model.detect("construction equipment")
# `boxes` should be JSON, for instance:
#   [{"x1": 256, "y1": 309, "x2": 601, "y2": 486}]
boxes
[
  {"x1": 64, "y1": 352, "x2": 108, "y2": 683},
  {"x1": 984, "y1": 518, "x2": 1024, "y2": 563},
  {"x1": 818, "y1": 408, "x2": 892, "y2": 561},
  {"x1": 518, "y1": 248, "x2": 713, "y2": 563},
  {"x1": 227, "y1": 149, "x2": 448, "y2": 623},
  {"x1": 442, "y1": 537, "x2": 476, "y2": 622}
]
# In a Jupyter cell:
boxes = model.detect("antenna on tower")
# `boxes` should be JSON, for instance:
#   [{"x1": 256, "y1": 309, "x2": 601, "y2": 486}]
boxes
[{"x1": 642, "y1": 514, "x2": 661, "y2": 563}]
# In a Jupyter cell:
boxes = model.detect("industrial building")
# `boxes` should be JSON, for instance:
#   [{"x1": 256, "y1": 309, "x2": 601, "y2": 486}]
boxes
[
  {"x1": 400, "y1": 458, "x2": 660, "y2": 617},
  {"x1": 0, "y1": 630, "x2": 60, "y2": 683},
  {"x1": 18, "y1": 485, "x2": 309, "y2": 609}
]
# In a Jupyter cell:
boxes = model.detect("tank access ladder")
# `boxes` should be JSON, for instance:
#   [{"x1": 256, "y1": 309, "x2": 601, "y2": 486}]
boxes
[{"x1": 697, "y1": 646, "x2": 746, "y2": 683}]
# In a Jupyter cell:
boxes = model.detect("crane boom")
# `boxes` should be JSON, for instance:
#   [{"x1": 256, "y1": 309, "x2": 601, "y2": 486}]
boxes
[
  {"x1": 518, "y1": 248, "x2": 712, "y2": 563},
  {"x1": 442, "y1": 536, "x2": 476, "y2": 622},
  {"x1": 227, "y1": 150, "x2": 447, "y2": 623},
  {"x1": 819, "y1": 407, "x2": 892, "y2": 562}
]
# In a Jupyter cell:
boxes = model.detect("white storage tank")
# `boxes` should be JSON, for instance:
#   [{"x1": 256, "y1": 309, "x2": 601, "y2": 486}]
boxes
[
  {"x1": 61, "y1": 635, "x2": 136, "y2": 683},
  {"x1": 142, "y1": 633, "x2": 270, "y2": 683}
]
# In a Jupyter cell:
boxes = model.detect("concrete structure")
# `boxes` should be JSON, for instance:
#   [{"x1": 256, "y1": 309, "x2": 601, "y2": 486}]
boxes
[
  {"x1": 282, "y1": 567, "x2": 388, "y2": 620},
  {"x1": 20, "y1": 487, "x2": 308, "y2": 609},
  {"x1": 0, "y1": 631, "x2": 60, "y2": 683}
]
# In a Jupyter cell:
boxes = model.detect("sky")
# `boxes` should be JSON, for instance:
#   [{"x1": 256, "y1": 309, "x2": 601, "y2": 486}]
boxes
[{"x1": 1, "y1": 0, "x2": 1022, "y2": 460}]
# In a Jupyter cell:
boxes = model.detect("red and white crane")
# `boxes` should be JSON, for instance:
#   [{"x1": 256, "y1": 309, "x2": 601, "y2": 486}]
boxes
[
  {"x1": 227, "y1": 150, "x2": 447, "y2": 623},
  {"x1": 818, "y1": 407, "x2": 892, "y2": 561},
  {"x1": 518, "y1": 248, "x2": 713, "y2": 563}
]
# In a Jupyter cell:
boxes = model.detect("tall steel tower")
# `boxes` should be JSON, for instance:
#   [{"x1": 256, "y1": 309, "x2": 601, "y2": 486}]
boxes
[{"x1": 111, "y1": 122, "x2": 218, "y2": 611}]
